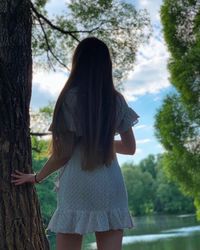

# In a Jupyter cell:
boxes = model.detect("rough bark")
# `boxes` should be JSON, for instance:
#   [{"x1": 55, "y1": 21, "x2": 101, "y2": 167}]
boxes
[{"x1": 0, "y1": 0, "x2": 50, "y2": 249}]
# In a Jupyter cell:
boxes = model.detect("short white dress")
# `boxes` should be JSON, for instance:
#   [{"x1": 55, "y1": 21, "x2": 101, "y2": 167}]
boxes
[{"x1": 47, "y1": 87, "x2": 139, "y2": 235}]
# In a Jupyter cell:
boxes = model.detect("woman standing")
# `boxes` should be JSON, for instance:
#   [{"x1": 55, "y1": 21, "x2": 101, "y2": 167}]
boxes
[{"x1": 11, "y1": 37, "x2": 139, "y2": 250}]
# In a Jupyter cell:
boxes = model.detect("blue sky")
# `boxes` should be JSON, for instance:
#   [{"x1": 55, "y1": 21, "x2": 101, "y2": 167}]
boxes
[{"x1": 30, "y1": 0, "x2": 173, "y2": 165}]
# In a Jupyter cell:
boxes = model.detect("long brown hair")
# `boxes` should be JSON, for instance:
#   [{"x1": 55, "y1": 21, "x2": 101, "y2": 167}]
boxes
[{"x1": 50, "y1": 37, "x2": 118, "y2": 171}]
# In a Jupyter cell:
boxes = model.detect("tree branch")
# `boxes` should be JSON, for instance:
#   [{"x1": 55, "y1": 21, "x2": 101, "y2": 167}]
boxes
[
  {"x1": 30, "y1": 132, "x2": 51, "y2": 136},
  {"x1": 30, "y1": 2, "x2": 109, "y2": 41},
  {"x1": 30, "y1": 2, "x2": 80, "y2": 42},
  {"x1": 34, "y1": 12, "x2": 71, "y2": 71}
]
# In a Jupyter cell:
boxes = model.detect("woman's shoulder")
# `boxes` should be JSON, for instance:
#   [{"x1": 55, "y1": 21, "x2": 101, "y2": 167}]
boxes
[
  {"x1": 114, "y1": 91, "x2": 139, "y2": 133},
  {"x1": 63, "y1": 87, "x2": 78, "y2": 105},
  {"x1": 69, "y1": 86, "x2": 79, "y2": 92},
  {"x1": 115, "y1": 91, "x2": 127, "y2": 112},
  {"x1": 66, "y1": 86, "x2": 79, "y2": 96}
]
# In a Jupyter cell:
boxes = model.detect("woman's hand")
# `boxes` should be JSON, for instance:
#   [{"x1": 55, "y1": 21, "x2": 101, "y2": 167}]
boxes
[{"x1": 11, "y1": 170, "x2": 36, "y2": 185}]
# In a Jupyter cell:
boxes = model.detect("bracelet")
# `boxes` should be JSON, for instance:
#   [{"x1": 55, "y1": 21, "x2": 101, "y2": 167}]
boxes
[{"x1": 34, "y1": 172, "x2": 41, "y2": 184}]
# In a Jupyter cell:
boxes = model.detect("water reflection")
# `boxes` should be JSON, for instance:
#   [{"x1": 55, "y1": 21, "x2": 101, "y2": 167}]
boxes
[
  {"x1": 47, "y1": 215, "x2": 200, "y2": 250},
  {"x1": 162, "y1": 225, "x2": 200, "y2": 234},
  {"x1": 87, "y1": 216, "x2": 200, "y2": 250},
  {"x1": 123, "y1": 225, "x2": 200, "y2": 244}
]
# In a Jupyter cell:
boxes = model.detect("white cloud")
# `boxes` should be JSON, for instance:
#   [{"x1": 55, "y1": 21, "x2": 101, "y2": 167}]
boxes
[
  {"x1": 123, "y1": 25, "x2": 170, "y2": 101},
  {"x1": 45, "y1": 0, "x2": 69, "y2": 16},
  {"x1": 135, "y1": 124, "x2": 151, "y2": 130},
  {"x1": 33, "y1": 70, "x2": 68, "y2": 98},
  {"x1": 121, "y1": 0, "x2": 171, "y2": 101},
  {"x1": 122, "y1": 92, "x2": 138, "y2": 102},
  {"x1": 135, "y1": 124, "x2": 148, "y2": 129},
  {"x1": 153, "y1": 95, "x2": 162, "y2": 102},
  {"x1": 135, "y1": 148, "x2": 143, "y2": 155},
  {"x1": 136, "y1": 0, "x2": 163, "y2": 23},
  {"x1": 140, "y1": 0, "x2": 149, "y2": 6},
  {"x1": 136, "y1": 139, "x2": 151, "y2": 144}
]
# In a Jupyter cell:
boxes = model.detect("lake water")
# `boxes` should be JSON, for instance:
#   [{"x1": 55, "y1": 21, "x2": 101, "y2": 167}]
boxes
[{"x1": 47, "y1": 214, "x2": 200, "y2": 250}]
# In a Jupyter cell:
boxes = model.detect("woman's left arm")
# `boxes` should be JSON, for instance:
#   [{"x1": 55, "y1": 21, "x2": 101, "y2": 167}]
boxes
[
  {"x1": 35, "y1": 154, "x2": 70, "y2": 182},
  {"x1": 11, "y1": 154, "x2": 70, "y2": 186}
]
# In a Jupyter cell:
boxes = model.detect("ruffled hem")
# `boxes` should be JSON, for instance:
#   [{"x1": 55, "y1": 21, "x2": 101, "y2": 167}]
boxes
[{"x1": 47, "y1": 207, "x2": 134, "y2": 235}]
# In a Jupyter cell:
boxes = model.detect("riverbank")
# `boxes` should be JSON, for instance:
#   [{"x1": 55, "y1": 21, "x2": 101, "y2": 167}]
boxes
[{"x1": 86, "y1": 214, "x2": 200, "y2": 250}]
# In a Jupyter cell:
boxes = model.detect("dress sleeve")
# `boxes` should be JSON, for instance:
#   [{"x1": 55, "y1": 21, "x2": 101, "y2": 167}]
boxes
[
  {"x1": 48, "y1": 90, "x2": 82, "y2": 136},
  {"x1": 115, "y1": 94, "x2": 139, "y2": 134},
  {"x1": 62, "y1": 99, "x2": 77, "y2": 132}
]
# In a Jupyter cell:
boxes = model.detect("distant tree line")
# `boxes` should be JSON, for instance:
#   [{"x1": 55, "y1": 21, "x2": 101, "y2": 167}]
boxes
[{"x1": 122, "y1": 154, "x2": 195, "y2": 216}]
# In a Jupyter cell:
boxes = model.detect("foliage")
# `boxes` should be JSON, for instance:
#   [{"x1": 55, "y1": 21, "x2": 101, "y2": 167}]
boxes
[
  {"x1": 139, "y1": 154, "x2": 157, "y2": 179},
  {"x1": 31, "y1": 136, "x2": 50, "y2": 159},
  {"x1": 160, "y1": 0, "x2": 200, "y2": 115},
  {"x1": 32, "y1": 153, "x2": 57, "y2": 226},
  {"x1": 34, "y1": 0, "x2": 48, "y2": 9},
  {"x1": 30, "y1": 101, "x2": 54, "y2": 135},
  {"x1": 122, "y1": 154, "x2": 195, "y2": 216},
  {"x1": 30, "y1": 103, "x2": 53, "y2": 159},
  {"x1": 31, "y1": 103, "x2": 56, "y2": 225},
  {"x1": 39, "y1": 101, "x2": 54, "y2": 116},
  {"x1": 154, "y1": 155, "x2": 194, "y2": 214},
  {"x1": 31, "y1": 0, "x2": 151, "y2": 86},
  {"x1": 155, "y1": 0, "x2": 200, "y2": 217},
  {"x1": 155, "y1": 94, "x2": 200, "y2": 195},
  {"x1": 122, "y1": 162, "x2": 156, "y2": 215}
]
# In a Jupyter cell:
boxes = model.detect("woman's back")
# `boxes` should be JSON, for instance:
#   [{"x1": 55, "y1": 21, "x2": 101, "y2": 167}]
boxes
[
  {"x1": 47, "y1": 86, "x2": 139, "y2": 234},
  {"x1": 59, "y1": 86, "x2": 139, "y2": 138},
  {"x1": 11, "y1": 37, "x2": 140, "y2": 250}
]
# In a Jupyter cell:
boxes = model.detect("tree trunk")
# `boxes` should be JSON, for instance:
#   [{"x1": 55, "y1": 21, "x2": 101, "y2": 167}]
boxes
[{"x1": 0, "y1": 1, "x2": 50, "y2": 249}]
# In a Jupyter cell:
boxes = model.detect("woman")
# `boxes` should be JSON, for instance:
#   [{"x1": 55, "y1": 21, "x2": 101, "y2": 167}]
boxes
[{"x1": 11, "y1": 37, "x2": 139, "y2": 250}]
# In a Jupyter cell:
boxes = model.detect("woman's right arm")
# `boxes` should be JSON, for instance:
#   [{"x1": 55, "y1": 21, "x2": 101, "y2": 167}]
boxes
[{"x1": 114, "y1": 128, "x2": 136, "y2": 155}]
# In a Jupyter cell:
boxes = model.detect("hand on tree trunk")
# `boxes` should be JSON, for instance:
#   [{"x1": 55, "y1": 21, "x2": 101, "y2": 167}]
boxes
[{"x1": 11, "y1": 170, "x2": 36, "y2": 185}]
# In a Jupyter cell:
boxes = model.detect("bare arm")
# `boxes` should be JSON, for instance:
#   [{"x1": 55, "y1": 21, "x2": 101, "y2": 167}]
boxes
[
  {"x1": 36, "y1": 132, "x2": 77, "y2": 182},
  {"x1": 114, "y1": 128, "x2": 136, "y2": 155},
  {"x1": 11, "y1": 132, "x2": 77, "y2": 185},
  {"x1": 11, "y1": 153, "x2": 71, "y2": 185},
  {"x1": 35, "y1": 154, "x2": 70, "y2": 182}
]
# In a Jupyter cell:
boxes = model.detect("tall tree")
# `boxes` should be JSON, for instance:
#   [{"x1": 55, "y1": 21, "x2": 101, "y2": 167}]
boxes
[
  {"x1": 0, "y1": 0, "x2": 150, "y2": 249},
  {"x1": 0, "y1": 0, "x2": 49, "y2": 248},
  {"x1": 155, "y1": 0, "x2": 200, "y2": 217}
]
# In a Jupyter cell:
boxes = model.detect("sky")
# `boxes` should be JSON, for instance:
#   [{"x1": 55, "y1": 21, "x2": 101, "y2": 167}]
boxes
[{"x1": 30, "y1": 0, "x2": 174, "y2": 165}]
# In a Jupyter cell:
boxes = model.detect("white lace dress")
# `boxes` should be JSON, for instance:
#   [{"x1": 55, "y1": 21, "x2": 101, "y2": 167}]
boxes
[{"x1": 47, "y1": 87, "x2": 139, "y2": 235}]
